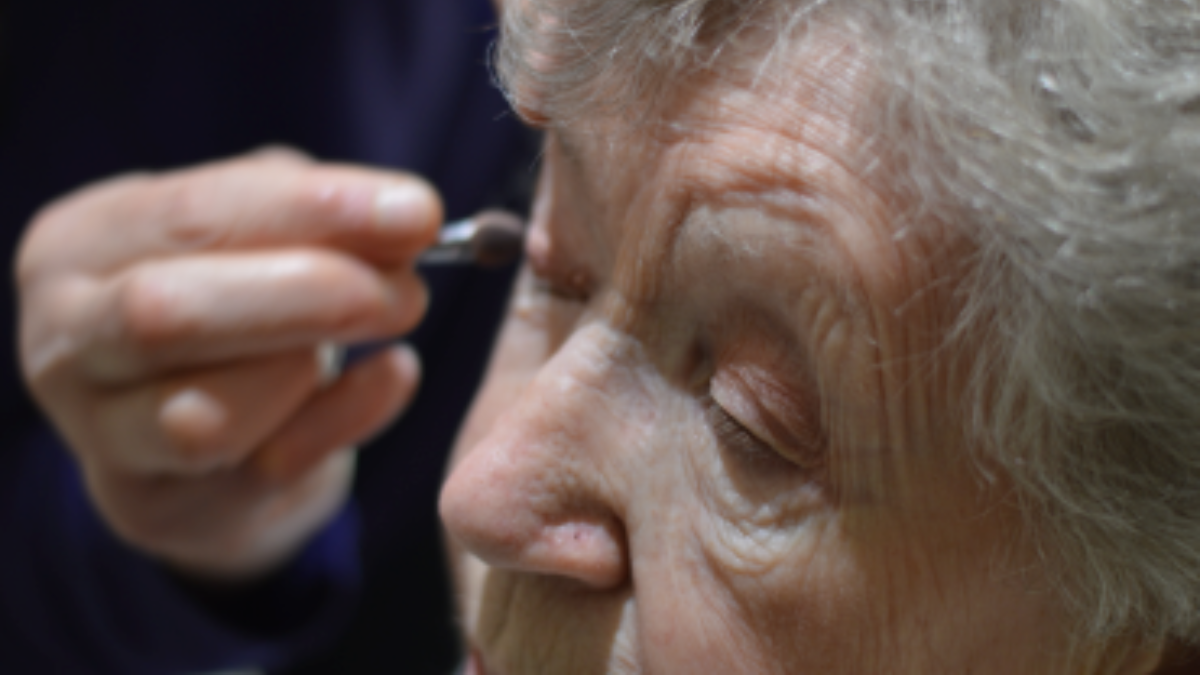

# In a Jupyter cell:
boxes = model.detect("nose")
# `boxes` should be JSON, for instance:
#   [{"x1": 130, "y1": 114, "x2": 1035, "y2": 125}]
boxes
[{"x1": 440, "y1": 325, "x2": 632, "y2": 590}]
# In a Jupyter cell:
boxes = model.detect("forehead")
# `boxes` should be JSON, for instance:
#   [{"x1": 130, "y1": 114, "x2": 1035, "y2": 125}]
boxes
[{"x1": 550, "y1": 25, "x2": 925, "y2": 304}]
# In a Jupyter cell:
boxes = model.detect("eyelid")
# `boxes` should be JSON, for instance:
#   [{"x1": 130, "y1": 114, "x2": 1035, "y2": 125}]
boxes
[
  {"x1": 703, "y1": 393, "x2": 777, "y2": 462},
  {"x1": 709, "y1": 367, "x2": 826, "y2": 470}
]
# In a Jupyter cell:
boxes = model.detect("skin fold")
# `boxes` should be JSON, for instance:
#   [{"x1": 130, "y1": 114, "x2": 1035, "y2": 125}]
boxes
[{"x1": 439, "y1": 19, "x2": 1165, "y2": 675}]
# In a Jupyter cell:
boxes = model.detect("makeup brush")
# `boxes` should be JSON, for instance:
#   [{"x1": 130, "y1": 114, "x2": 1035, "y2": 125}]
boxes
[
  {"x1": 329, "y1": 209, "x2": 526, "y2": 375},
  {"x1": 418, "y1": 209, "x2": 525, "y2": 268}
]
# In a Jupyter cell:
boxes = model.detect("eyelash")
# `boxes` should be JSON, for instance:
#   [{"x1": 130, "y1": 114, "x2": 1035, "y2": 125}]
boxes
[{"x1": 702, "y1": 393, "x2": 779, "y2": 465}]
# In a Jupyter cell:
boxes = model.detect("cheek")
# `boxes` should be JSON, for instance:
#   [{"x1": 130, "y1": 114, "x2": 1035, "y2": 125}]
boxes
[
  {"x1": 631, "y1": 469, "x2": 1051, "y2": 674},
  {"x1": 629, "y1": 471, "x2": 888, "y2": 674},
  {"x1": 622, "y1": 378, "x2": 1056, "y2": 674},
  {"x1": 617, "y1": 396, "x2": 849, "y2": 673}
]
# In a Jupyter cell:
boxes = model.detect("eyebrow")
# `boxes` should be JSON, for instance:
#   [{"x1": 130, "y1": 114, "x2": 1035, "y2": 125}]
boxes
[{"x1": 680, "y1": 199, "x2": 872, "y2": 323}]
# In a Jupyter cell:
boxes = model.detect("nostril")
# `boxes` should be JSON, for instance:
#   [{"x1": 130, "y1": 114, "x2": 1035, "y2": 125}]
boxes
[
  {"x1": 524, "y1": 520, "x2": 628, "y2": 590},
  {"x1": 440, "y1": 460, "x2": 628, "y2": 590}
]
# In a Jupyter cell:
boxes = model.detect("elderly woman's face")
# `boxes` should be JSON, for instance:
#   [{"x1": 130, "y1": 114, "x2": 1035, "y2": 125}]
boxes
[{"x1": 440, "y1": 24, "x2": 1156, "y2": 675}]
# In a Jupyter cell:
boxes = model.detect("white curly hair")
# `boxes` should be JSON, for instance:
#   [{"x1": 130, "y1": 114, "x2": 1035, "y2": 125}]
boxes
[{"x1": 497, "y1": 0, "x2": 1200, "y2": 644}]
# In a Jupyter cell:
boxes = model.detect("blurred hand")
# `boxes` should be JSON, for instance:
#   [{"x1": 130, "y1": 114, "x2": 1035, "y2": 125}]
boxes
[{"x1": 17, "y1": 148, "x2": 441, "y2": 581}]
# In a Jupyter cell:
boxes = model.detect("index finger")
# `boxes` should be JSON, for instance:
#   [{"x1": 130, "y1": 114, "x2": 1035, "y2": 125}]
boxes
[{"x1": 22, "y1": 150, "x2": 443, "y2": 278}]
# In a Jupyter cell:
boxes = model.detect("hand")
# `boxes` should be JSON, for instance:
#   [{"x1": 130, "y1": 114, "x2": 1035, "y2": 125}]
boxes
[{"x1": 17, "y1": 148, "x2": 440, "y2": 581}]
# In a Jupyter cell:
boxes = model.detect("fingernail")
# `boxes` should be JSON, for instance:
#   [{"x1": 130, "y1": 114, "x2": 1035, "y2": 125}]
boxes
[
  {"x1": 316, "y1": 342, "x2": 344, "y2": 387},
  {"x1": 375, "y1": 184, "x2": 432, "y2": 232},
  {"x1": 391, "y1": 343, "x2": 422, "y2": 383}
]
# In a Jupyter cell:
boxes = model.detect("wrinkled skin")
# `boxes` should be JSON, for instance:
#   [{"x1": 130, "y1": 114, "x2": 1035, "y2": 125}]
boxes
[
  {"x1": 18, "y1": 149, "x2": 439, "y2": 580},
  {"x1": 440, "y1": 20, "x2": 1164, "y2": 675}
]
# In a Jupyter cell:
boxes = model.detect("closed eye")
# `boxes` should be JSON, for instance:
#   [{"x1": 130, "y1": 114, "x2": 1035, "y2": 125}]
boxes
[
  {"x1": 705, "y1": 370, "x2": 827, "y2": 473},
  {"x1": 702, "y1": 393, "x2": 783, "y2": 468}
]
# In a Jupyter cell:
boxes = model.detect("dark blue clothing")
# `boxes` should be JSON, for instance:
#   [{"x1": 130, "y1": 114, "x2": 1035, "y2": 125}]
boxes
[{"x1": 0, "y1": 1, "x2": 534, "y2": 672}]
